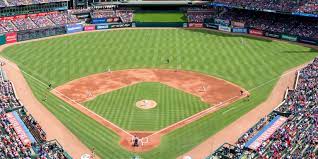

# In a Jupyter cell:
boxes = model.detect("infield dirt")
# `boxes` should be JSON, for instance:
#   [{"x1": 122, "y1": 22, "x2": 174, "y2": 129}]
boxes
[{"x1": 53, "y1": 69, "x2": 247, "y2": 152}]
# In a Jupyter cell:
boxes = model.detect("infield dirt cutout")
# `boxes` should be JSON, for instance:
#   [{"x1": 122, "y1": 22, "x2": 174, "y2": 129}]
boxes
[{"x1": 52, "y1": 69, "x2": 248, "y2": 152}]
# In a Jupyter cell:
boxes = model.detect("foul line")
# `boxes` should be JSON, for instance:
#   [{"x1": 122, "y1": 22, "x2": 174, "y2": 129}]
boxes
[
  {"x1": 222, "y1": 107, "x2": 237, "y2": 115},
  {"x1": 147, "y1": 94, "x2": 243, "y2": 138},
  {"x1": 57, "y1": 104, "x2": 70, "y2": 112},
  {"x1": 2, "y1": 57, "x2": 307, "y2": 143},
  {"x1": 2, "y1": 58, "x2": 133, "y2": 137}
]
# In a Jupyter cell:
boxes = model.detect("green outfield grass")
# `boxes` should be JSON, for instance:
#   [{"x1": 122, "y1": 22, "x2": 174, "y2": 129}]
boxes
[
  {"x1": 84, "y1": 82, "x2": 209, "y2": 131},
  {"x1": 133, "y1": 12, "x2": 186, "y2": 22},
  {"x1": 1, "y1": 29, "x2": 317, "y2": 159}
]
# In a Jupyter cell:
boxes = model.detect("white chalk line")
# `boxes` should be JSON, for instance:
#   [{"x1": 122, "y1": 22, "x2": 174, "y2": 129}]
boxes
[
  {"x1": 147, "y1": 63, "x2": 303, "y2": 138},
  {"x1": 1, "y1": 57, "x2": 306, "y2": 143},
  {"x1": 58, "y1": 104, "x2": 70, "y2": 112},
  {"x1": 222, "y1": 107, "x2": 237, "y2": 115}
]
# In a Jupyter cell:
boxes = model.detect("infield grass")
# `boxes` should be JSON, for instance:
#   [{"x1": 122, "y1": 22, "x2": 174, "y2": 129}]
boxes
[
  {"x1": 2, "y1": 29, "x2": 318, "y2": 159},
  {"x1": 84, "y1": 82, "x2": 209, "y2": 131}
]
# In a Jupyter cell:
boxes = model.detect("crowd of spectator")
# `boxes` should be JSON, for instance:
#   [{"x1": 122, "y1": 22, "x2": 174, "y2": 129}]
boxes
[
  {"x1": 0, "y1": 67, "x2": 71, "y2": 158},
  {"x1": 0, "y1": 113, "x2": 32, "y2": 158},
  {"x1": 0, "y1": 69, "x2": 21, "y2": 114},
  {"x1": 22, "y1": 113, "x2": 47, "y2": 143},
  {"x1": 208, "y1": 58, "x2": 318, "y2": 159},
  {"x1": 0, "y1": 12, "x2": 79, "y2": 34},
  {"x1": 1, "y1": 0, "x2": 66, "y2": 7},
  {"x1": 213, "y1": 0, "x2": 318, "y2": 15},
  {"x1": 47, "y1": 12, "x2": 80, "y2": 26},
  {"x1": 187, "y1": 9, "x2": 216, "y2": 23},
  {"x1": 31, "y1": 16, "x2": 56, "y2": 29},
  {"x1": 116, "y1": 10, "x2": 133, "y2": 23},
  {"x1": 209, "y1": 9, "x2": 318, "y2": 39},
  {"x1": 12, "y1": 18, "x2": 38, "y2": 31},
  {"x1": 34, "y1": 140, "x2": 69, "y2": 159},
  {"x1": 91, "y1": 9, "x2": 134, "y2": 23}
]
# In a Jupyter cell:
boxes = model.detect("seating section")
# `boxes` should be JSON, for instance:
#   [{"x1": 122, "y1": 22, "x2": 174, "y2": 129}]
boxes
[
  {"x1": 12, "y1": 17, "x2": 38, "y2": 31},
  {"x1": 0, "y1": 67, "x2": 71, "y2": 158},
  {"x1": 3, "y1": 0, "x2": 66, "y2": 7},
  {"x1": 30, "y1": 16, "x2": 55, "y2": 28},
  {"x1": 0, "y1": 20, "x2": 18, "y2": 33},
  {"x1": 187, "y1": 9, "x2": 216, "y2": 23},
  {"x1": 208, "y1": 58, "x2": 318, "y2": 159},
  {"x1": 116, "y1": 10, "x2": 134, "y2": 23},
  {"x1": 0, "y1": 113, "x2": 33, "y2": 158},
  {"x1": 0, "y1": 70, "x2": 21, "y2": 113},
  {"x1": 205, "y1": 9, "x2": 318, "y2": 39},
  {"x1": 91, "y1": 9, "x2": 134, "y2": 23},
  {"x1": 213, "y1": 0, "x2": 318, "y2": 14},
  {"x1": 0, "y1": 12, "x2": 80, "y2": 34}
]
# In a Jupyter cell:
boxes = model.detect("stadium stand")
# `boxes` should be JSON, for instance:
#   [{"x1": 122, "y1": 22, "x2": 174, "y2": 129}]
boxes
[
  {"x1": 91, "y1": 9, "x2": 134, "y2": 23},
  {"x1": 187, "y1": 9, "x2": 216, "y2": 23},
  {"x1": 3, "y1": 0, "x2": 66, "y2": 7},
  {"x1": 0, "y1": 12, "x2": 80, "y2": 34},
  {"x1": 213, "y1": 0, "x2": 318, "y2": 15},
  {"x1": 207, "y1": 58, "x2": 318, "y2": 159},
  {"x1": 0, "y1": 67, "x2": 71, "y2": 158},
  {"x1": 203, "y1": 8, "x2": 318, "y2": 39}
]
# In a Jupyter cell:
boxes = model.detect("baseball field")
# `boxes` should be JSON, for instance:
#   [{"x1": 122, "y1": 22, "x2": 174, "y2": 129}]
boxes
[{"x1": 1, "y1": 29, "x2": 317, "y2": 158}]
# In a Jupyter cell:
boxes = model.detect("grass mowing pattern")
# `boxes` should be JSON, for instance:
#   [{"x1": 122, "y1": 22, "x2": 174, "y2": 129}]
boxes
[
  {"x1": 84, "y1": 82, "x2": 209, "y2": 131},
  {"x1": 133, "y1": 12, "x2": 186, "y2": 22},
  {"x1": 2, "y1": 29, "x2": 317, "y2": 159}
]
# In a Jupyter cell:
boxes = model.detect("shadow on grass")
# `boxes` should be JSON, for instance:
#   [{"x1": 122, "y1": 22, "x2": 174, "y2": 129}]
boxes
[
  {"x1": 183, "y1": 28, "x2": 273, "y2": 43},
  {"x1": 279, "y1": 48, "x2": 318, "y2": 54}
]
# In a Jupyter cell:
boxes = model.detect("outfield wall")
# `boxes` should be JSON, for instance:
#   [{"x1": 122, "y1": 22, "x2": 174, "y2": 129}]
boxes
[{"x1": 1, "y1": 21, "x2": 317, "y2": 47}]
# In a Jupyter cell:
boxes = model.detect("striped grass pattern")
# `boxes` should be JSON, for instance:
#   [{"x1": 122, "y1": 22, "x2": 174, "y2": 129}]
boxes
[
  {"x1": 84, "y1": 82, "x2": 209, "y2": 131},
  {"x1": 2, "y1": 29, "x2": 318, "y2": 159}
]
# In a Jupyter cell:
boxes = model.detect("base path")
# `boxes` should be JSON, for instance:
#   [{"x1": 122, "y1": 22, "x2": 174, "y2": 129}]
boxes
[
  {"x1": 53, "y1": 69, "x2": 247, "y2": 152},
  {"x1": 178, "y1": 62, "x2": 310, "y2": 159},
  {"x1": 0, "y1": 58, "x2": 96, "y2": 159}
]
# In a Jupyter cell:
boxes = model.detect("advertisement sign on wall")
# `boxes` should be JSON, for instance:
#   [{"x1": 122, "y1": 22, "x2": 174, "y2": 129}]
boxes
[
  {"x1": 106, "y1": 17, "x2": 120, "y2": 23},
  {"x1": 188, "y1": 23, "x2": 203, "y2": 28},
  {"x1": 232, "y1": 28, "x2": 247, "y2": 33},
  {"x1": 96, "y1": 24, "x2": 109, "y2": 30},
  {"x1": 84, "y1": 25, "x2": 96, "y2": 31},
  {"x1": 66, "y1": 24, "x2": 83, "y2": 34},
  {"x1": 298, "y1": 38, "x2": 317, "y2": 45},
  {"x1": 214, "y1": 18, "x2": 230, "y2": 26},
  {"x1": 264, "y1": 32, "x2": 280, "y2": 38},
  {"x1": 7, "y1": 112, "x2": 36, "y2": 146},
  {"x1": 249, "y1": 29, "x2": 263, "y2": 36},
  {"x1": 0, "y1": 34, "x2": 6, "y2": 45},
  {"x1": 231, "y1": 21, "x2": 245, "y2": 27},
  {"x1": 218, "y1": 25, "x2": 231, "y2": 32},
  {"x1": 109, "y1": 23, "x2": 131, "y2": 28},
  {"x1": 205, "y1": 23, "x2": 218, "y2": 29},
  {"x1": 92, "y1": 18, "x2": 106, "y2": 24},
  {"x1": 5, "y1": 32, "x2": 17, "y2": 44},
  {"x1": 281, "y1": 34, "x2": 297, "y2": 42}
]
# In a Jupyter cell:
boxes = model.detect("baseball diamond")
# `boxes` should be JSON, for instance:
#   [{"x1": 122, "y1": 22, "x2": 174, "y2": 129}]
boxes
[{"x1": 0, "y1": 3, "x2": 316, "y2": 159}]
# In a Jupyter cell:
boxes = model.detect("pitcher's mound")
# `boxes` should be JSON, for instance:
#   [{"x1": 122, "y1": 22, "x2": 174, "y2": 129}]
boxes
[{"x1": 136, "y1": 100, "x2": 157, "y2": 109}]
